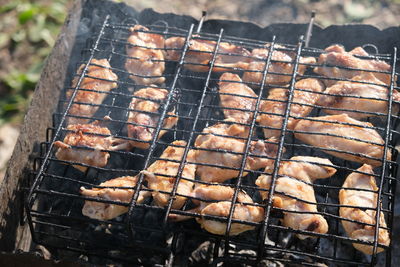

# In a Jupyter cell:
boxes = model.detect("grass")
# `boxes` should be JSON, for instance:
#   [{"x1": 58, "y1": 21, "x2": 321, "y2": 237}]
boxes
[{"x1": 0, "y1": 0, "x2": 67, "y2": 126}]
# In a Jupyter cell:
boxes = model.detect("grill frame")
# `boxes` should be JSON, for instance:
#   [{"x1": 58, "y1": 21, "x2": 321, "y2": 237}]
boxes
[{"x1": 24, "y1": 3, "x2": 400, "y2": 266}]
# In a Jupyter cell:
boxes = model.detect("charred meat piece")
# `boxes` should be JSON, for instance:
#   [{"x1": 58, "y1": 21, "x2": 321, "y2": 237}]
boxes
[
  {"x1": 317, "y1": 72, "x2": 400, "y2": 119},
  {"x1": 257, "y1": 78, "x2": 325, "y2": 138},
  {"x1": 127, "y1": 87, "x2": 178, "y2": 149},
  {"x1": 169, "y1": 185, "x2": 264, "y2": 235},
  {"x1": 243, "y1": 44, "x2": 316, "y2": 86},
  {"x1": 339, "y1": 164, "x2": 390, "y2": 254},
  {"x1": 125, "y1": 25, "x2": 165, "y2": 85},
  {"x1": 164, "y1": 36, "x2": 251, "y2": 72},
  {"x1": 67, "y1": 59, "x2": 118, "y2": 125},
  {"x1": 314, "y1": 45, "x2": 392, "y2": 86},
  {"x1": 80, "y1": 176, "x2": 151, "y2": 220},
  {"x1": 194, "y1": 123, "x2": 279, "y2": 183},
  {"x1": 218, "y1": 73, "x2": 258, "y2": 124},
  {"x1": 142, "y1": 140, "x2": 196, "y2": 209},
  {"x1": 294, "y1": 114, "x2": 391, "y2": 166},
  {"x1": 256, "y1": 156, "x2": 336, "y2": 239}
]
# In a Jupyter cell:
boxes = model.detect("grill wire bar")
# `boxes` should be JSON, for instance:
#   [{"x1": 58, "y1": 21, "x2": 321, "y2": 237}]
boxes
[
  {"x1": 125, "y1": 23, "x2": 196, "y2": 236},
  {"x1": 224, "y1": 35, "x2": 278, "y2": 257},
  {"x1": 24, "y1": 12, "x2": 400, "y2": 267},
  {"x1": 257, "y1": 35, "x2": 305, "y2": 261},
  {"x1": 371, "y1": 47, "x2": 397, "y2": 265},
  {"x1": 161, "y1": 28, "x2": 225, "y2": 227}
]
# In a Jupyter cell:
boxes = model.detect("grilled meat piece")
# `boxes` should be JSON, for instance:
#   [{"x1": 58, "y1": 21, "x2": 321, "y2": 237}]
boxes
[
  {"x1": 194, "y1": 124, "x2": 279, "y2": 183},
  {"x1": 314, "y1": 45, "x2": 392, "y2": 86},
  {"x1": 125, "y1": 25, "x2": 165, "y2": 85},
  {"x1": 55, "y1": 124, "x2": 112, "y2": 172},
  {"x1": 127, "y1": 87, "x2": 178, "y2": 149},
  {"x1": 243, "y1": 44, "x2": 316, "y2": 87},
  {"x1": 164, "y1": 36, "x2": 251, "y2": 72},
  {"x1": 196, "y1": 121, "x2": 250, "y2": 141},
  {"x1": 169, "y1": 185, "x2": 264, "y2": 235},
  {"x1": 294, "y1": 114, "x2": 391, "y2": 166},
  {"x1": 218, "y1": 73, "x2": 258, "y2": 124},
  {"x1": 257, "y1": 78, "x2": 325, "y2": 138},
  {"x1": 339, "y1": 164, "x2": 390, "y2": 254},
  {"x1": 317, "y1": 73, "x2": 400, "y2": 119},
  {"x1": 54, "y1": 123, "x2": 129, "y2": 172},
  {"x1": 256, "y1": 156, "x2": 336, "y2": 239},
  {"x1": 142, "y1": 140, "x2": 196, "y2": 209},
  {"x1": 80, "y1": 176, "x2": 151, "y2": 220},
  {"x1": 67, "y1": 59, "x2": 118, "y2": 125}
]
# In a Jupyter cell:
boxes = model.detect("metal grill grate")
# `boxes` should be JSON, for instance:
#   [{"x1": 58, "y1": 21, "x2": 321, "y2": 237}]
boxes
[{"x1": 25, "y1": 13, "x2": 400, "y2": 266}]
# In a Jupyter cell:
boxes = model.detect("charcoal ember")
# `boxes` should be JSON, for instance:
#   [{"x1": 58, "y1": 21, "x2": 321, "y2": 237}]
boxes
[
  {"x1": 276, "y1": 231, "x2": 292, "y2": 248},
  {"x1": 189, "y1": 241, "x2": 223, "y2": 265},
  {"x1": 257, "y1": 260, "x2": 285, "y2": 267},
  {"x1": 78, "y1": 255, "x2": 88, "y2": 262}
]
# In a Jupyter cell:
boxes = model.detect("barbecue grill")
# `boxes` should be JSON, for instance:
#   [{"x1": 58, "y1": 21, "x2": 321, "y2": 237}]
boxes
[{"x1": 2, "y1": 0, "x2": 400, "y2": 266}]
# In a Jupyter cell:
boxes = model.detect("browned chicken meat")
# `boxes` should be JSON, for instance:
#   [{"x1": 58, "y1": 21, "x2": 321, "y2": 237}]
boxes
[
  {"x1": 142, "y1": 140, "x2": 196, "y2": 209},
  {"x1": 164, "y1": 36, "x2": 251, "y2": 72},
  {"x1": 67, "y1": 59, "x2": 118, "y2": 125},
  {"x1": 243, "y1": 44, "x2": 316, "y2": 87},
  {"x1": 169, "y1": 185, "x2": 264, "y2": 235},
  {"x1": 256, "y1": 156, "x2": 336, "y2": 239},
  {"x1": 54, "y1": 123, "x2": 128, "y2": 172},
  {"x1": 314, "y1": 45, "x2": 392, "y2": 86},
  {"x1": 218, "y1": 73, "x2": 257, "y2": 124},
  {"x1": 257, "y1": 78, "x2": 325, "y2": 138},
  {"x1": 127, "y1": 87, "x2": 178, "y2": 149},
  {"x1": 316, "y1": 72, "x2": 400, "y2": 119},
  {"x1": 194, "y1": 124, "x2": 279, "y2": 183},
  {"x1": 340, "y1": 164, "x2": 390, "y2": 254},
  {"x1": 294, "y1": 114, "x2": 391, "y2": 166},
  {"x1": 80, "y1": 176, "x2": 151, "y2": 220},
  {"x1": 125, "y1": 25, "x2": 165, "y2": 85},
  {"x1": 198, "y1": 122, "x2": 250, "y2": 140}
]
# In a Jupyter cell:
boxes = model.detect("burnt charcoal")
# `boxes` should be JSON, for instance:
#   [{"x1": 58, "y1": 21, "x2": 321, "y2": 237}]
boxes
[{"x1": 189, "y1": 241, "x2": 218, "y2": 265}]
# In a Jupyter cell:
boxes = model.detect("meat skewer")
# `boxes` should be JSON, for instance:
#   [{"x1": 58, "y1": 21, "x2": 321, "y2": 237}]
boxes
[
  {"x1": 243, "y1": 44, "x2": 316, "y2": 87},
  {"x1": 316, "y1": 72, "x2": 400, "y2": 120},
  {"x1": 54, "y1": 123, "x2": 129, "y2": 172},
  {"x1": 339, "y1": 164, "x2": 390, "y2": 254},
  {"x1": 125, "y1": 25, "x2": 165, "y2": 85},
  {"x1": 127, "y1": 87, "x2": 178, "y2": 149},
  {"x1": 169, "y1": 185, "x2": 264, "y2": 236},
  {"x1": 256, "y1": 156, "x2": 336, "y2": 239},
  {"x1": 314, "y1": 45, "x2": 392, "y2": 86},
  {"x1": 80, "y1": 175, "x2": 151, "y2": 220},
  {"x1": 257, "y1": 78, "x2": 325, "y2": 138},
  {"x1": 294, "y1": 114, "x2": 391, "y2": 166},
  {"x1": 141, "y1": 140, "x2": 196, "y2": 209},
  {"x1": 66, "y1": 58, "x2": 118, "y2": 125},
  {"x1": 164, "y1": 36, "x2": 251, "y2": 72}
]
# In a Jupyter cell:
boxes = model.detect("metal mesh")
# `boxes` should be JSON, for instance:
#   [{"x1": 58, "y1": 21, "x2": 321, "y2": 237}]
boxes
[{"x1": 25, "y1": 14, "x2": 400, "y2": 266}]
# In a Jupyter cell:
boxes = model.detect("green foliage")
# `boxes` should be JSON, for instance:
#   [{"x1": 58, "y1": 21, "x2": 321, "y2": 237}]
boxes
[{"x1": 0, "y1": 0, "x2": 67, "y2": 125}]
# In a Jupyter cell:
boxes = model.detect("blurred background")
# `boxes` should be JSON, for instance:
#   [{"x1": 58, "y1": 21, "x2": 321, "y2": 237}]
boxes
[{"x1": 0, "y1": 0, "x2": 399, "y2": 179}]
